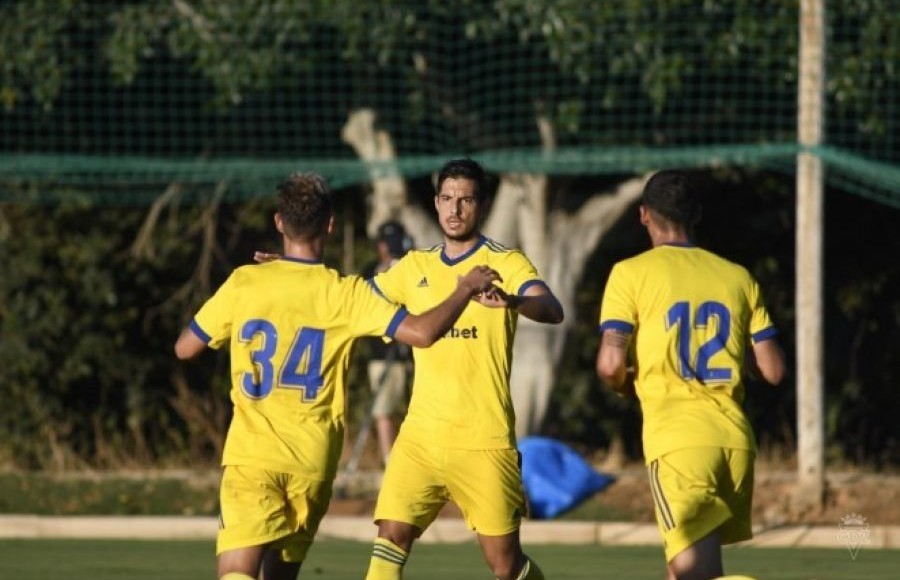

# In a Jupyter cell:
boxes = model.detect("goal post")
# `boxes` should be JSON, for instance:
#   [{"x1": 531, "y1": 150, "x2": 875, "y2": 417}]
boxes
[{"x1": 795, "y1": 0, "x2": 826, "y2": 510}]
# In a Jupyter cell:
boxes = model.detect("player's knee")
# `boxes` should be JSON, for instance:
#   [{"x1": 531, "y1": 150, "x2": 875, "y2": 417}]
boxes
[
  {"x1": 669, "y1": 558, "x2": 722, "y2": 580},
  {"x1": 487, "y1": 553, "x2": 537, "y2": 580},
  {"x1": 668, "y1": 535, "x2": 724, "y2": 580},
  {"x1": 668, "y1": 553, "x2": 702, "y2": 580},
  {"x1": 376, "y1": 520, "x2": 417, "y2": 552},
  {"x1": 486, "y1": 557, "x2": 518, "y2": 580}
]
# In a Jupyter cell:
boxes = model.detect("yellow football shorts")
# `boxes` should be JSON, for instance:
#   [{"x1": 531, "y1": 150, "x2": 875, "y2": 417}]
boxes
[
  {"x1": 373, "y1": 436, "x2": 526, "y2": 536},
  {"x1": 217, "y1": 465, "x2": 332, "y2": 562},
  {"x1": 648, "y1": 447, "x2": 755, "y2": 561}
]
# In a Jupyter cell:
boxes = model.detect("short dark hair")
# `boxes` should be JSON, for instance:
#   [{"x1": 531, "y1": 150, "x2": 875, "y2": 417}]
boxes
[
  {"x1": 641, "y1": 170, "x2": 701, "y2": 228},
  {"x1": 435, "y1": 158, "x2": 488, "y2": 204},
  {"x1": 276, "y1": 172, "x2": 332, "y2": 240}
]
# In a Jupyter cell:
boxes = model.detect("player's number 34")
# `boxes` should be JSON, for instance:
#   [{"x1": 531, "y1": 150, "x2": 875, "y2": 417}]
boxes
[{"x1": 239, "y1": 319, "x2": 325, "y2": 401}]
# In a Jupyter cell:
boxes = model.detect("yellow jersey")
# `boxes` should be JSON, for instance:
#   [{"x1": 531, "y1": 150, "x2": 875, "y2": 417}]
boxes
[
  {"x1": 598, "y1": 244, "x2": 778, "y2": 462},
  {"x1": 191, "y1": 257, "x2": 408, "y2": 479},
  {"x1": 370, "y1": 236, "x2": 545, "y2": 449}
]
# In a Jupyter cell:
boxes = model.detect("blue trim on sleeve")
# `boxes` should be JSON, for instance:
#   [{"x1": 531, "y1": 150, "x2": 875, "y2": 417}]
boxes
[
  {"x1": 517, "y1": 279, "x2": 548, "y2": 296},
  {"x1": 385, "y1": 307, "x2": 409, "y2": 338},
  {"x1": 189, "y1": 319, "x2": 212, "y2": 344},
  {"x1": 752, "y1": 326, "x2": 779, "y2": 343},
  {"x1": 598, "y1": 320, "x2": 635, "y2": 335}
]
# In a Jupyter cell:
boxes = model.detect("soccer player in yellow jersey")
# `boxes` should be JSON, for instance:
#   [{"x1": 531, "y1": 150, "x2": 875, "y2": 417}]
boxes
[
  {"x1": 596, "y1": 170, "x2": 786, "y2": 580},
  {"x1": 364, "y1": 159, "x2": 564, "y2": 580},
  {"x1": 174, "y1": 172, "x2": 500, "y2": 580}
]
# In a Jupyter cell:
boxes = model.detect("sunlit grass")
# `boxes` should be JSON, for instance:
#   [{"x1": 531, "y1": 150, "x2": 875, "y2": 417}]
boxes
[{"x1": 1, "y1": 538, "x2": 897, "y2": 580}]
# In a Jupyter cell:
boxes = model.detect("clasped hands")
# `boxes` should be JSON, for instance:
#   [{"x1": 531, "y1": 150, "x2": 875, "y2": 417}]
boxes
[{"x1": 252, "y1": 251, "x2": 507, "y2": 308}]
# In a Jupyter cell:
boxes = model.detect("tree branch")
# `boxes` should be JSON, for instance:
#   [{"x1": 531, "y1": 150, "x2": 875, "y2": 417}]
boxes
[
  {"x1": 131, "y1": 182, "x2": 183, "y2": 260},
  {"x1": 342, "y1": 108, "x2": 440, "y2": 247},
  {"x1": 172, "y1": 0, "x2": 214, "y2": 43}
]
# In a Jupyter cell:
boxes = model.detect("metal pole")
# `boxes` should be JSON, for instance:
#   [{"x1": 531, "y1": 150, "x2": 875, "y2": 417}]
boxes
[{"x1": 795, "y1": 0, "x2": 826, "y2": 510}]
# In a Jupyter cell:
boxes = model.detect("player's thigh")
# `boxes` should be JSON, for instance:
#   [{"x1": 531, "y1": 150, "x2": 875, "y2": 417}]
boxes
[
  {"x1": 218, "y1": 465, "x2": 330, "y2": 563},
  {"x1": 373, "y1": 436, "x2": 449, "y2": 532},
  {"x1": 218, "y1": 465, "x2": 293, "y2": 555},
  {"x1": 718, "y1": 449, "x2": 754, "y2": 545},
  {"x1": 650, "y1": 448, "x2": 733, "y2": 561},
  {"x1": 270, "y1": 471, "x2": 332, "y2": 563},
  {"x1": 217, "y1": 544, "x2": 267, "y2": 577},
  {"x1": 446, "y1": 448, "x2": 526, "y2": 536}
]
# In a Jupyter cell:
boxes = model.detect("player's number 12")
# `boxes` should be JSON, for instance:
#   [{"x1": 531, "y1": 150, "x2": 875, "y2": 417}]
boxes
[{"x1": 666, "y1": 301, "x2": 732, "y2": 382}]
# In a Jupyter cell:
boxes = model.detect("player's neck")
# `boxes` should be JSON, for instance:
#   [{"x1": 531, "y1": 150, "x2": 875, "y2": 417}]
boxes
[
  {"x1": 442, "y1": 233, "x2": 480, "y2": 259},
  {"x1": 282, "y1": 236, "x2": 324, "y2": 262},
  {"x1": 649, "y1": 227, "x2": 691, "y2": 247}
]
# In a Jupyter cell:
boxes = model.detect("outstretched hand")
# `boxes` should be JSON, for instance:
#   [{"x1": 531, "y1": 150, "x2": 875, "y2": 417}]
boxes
[
  {"x1": 254, "y1": 251, "x2": 281, "y2": 263},
  {"x1": 458, "y1": 265, "x2": 502, "y2": 297}
]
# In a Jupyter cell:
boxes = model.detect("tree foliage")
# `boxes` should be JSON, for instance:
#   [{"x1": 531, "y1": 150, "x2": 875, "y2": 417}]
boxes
[
  {"x1": 0, "y1": 0, "x2": 897, "y2": 468},
  {"x1": 0, "y1": 194, "x2": 274, "y2": 467}
]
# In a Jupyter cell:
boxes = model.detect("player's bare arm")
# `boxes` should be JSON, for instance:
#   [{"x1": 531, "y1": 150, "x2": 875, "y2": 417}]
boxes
[
  {"x1": 474, "y1": 284, "x2": 564, "y2": 324},
  {"x1": 393, "y1": 265, "x2": 501, "y2": 348},
  {"x1": 749, "y1": 337, "x2": 786, "y2": 386},
  {"x1": 174, "y1": 325, "x2": 208, "y2": 360},
  {"x1": 596, "y1": 329, "x2": 633, "y2": 395}
]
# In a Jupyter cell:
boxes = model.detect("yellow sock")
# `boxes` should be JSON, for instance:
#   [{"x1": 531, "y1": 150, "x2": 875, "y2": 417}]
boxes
[
  {"x1": 365, "y1": 537, "x2": 408, "y2": 580},
  {"x1": 515, "y1": 556, "x2": 545, "y2": 580},
  {"x1": 220, "y1": 574, "x2": 255, "y2": 580}
]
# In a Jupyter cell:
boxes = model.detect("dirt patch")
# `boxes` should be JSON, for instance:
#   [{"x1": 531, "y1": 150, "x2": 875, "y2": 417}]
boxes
[
  {"x1": 580, "y1": 467, "x2": 900, "y2": 526},
  {"x1": 327, "y1": 465, "x2": 900, "y2": 527},
  {"x1": 752, "y1": 470, "x2": 900, "y2": 526}
]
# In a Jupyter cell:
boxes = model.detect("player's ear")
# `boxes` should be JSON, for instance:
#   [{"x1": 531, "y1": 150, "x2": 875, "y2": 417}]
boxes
[
  {"x1": 326, "y1": 214, "x2": 335, "y2": 235},
  {"x1": 639, "y1": 205, "x2": 650, "y2": 226},
  {"x1": 274, "y1": 212, "x2": 285, "y2": 234}
]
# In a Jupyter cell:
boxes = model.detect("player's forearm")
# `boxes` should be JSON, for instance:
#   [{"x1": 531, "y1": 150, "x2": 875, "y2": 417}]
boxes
[
  {"x1": 401, "y1": 283, "x2": 479, "y2": 347},
  {"x1": 596, "y1": 330, "x2": 631, "y2": 393},
  {"x1": 597, "y1": 362, "x2": 627, "y2": 391},
  {"x1": 396, "y1": 266, "x2": 499, "y2": 346},
  {"x1": 507, "y1": 293, "x2": 564, "y2": 324},
  {"x1": 751, "y1": 338, "x2": 786, "y2": 386}
]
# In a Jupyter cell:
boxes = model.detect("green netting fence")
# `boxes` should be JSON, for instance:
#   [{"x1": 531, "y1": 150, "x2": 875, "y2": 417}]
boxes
[{"x1": 0, "y1": 0, "x2": 897, "y2": 207}]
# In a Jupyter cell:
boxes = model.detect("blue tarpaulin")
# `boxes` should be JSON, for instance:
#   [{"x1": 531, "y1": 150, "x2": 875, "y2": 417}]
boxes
[{"x1": 519, "y1": 436, "x2": 616, "y2": 519}]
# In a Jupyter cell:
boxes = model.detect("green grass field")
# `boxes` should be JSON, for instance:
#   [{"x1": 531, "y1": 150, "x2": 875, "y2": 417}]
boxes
[{"x1": 0, "y1": 538, "x2": 896, "y2": 579}]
